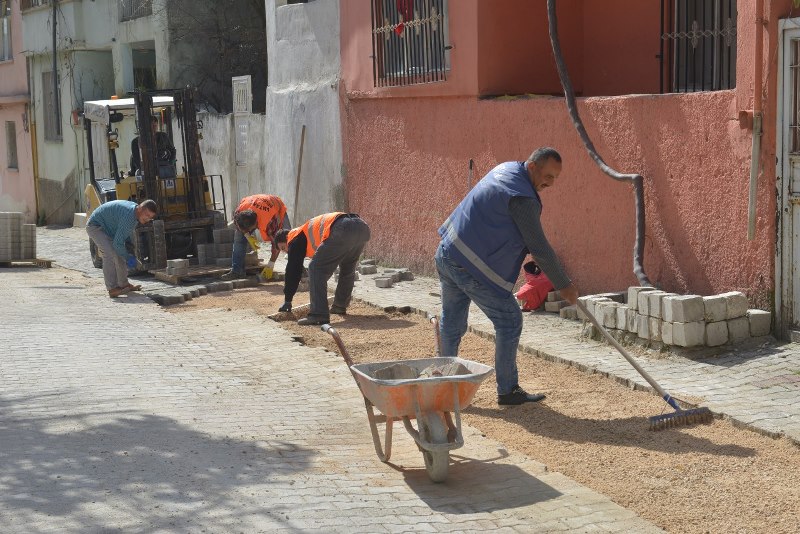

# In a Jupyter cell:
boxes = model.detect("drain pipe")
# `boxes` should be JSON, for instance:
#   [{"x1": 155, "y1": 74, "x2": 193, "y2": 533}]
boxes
[{"x1": 747, "y1": 0, "x2": 764, "y2": 240}]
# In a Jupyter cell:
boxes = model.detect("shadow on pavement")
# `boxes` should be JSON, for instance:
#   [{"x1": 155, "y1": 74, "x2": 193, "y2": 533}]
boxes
[
  {"x1": 402, "y1": 451, "x2": 561, "y2": 513},
  {"x1": 0, "y1": 392, "x2": 311, "y2": 532},
  {"x1": 466, "y1": 404, "x2": 756, "y2": 457}
]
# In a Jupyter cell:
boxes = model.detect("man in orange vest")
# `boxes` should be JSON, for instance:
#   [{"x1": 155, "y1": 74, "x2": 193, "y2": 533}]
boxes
[
  {"x1": 274, "y1": 212, "x2": 370, "y2": 325},
  {"x1": 222, "y1": 194, "x2": 290, "y2": 281}
]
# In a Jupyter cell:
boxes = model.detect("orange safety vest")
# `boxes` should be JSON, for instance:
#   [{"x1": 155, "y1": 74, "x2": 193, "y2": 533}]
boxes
[
  {"x1": 287, "y1": 212, "x2": 346, "y2": 258},
  {"x1": 236, "y1": 194, "x2": 287, "y2": 242}
]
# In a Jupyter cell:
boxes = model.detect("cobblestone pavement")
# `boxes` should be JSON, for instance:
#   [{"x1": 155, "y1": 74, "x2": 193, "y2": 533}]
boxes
[
  {"x1": 0, "y1": 228, "x2": 662, "y2": 532},
  {"x1": 35, "y1": 227, "x2": 800, "y2": 444}
]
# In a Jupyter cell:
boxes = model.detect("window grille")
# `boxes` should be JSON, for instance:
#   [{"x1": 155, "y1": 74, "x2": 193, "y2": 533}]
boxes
[
  {"x1": 42, "y1": 71, "x2": 62, "y2": 141},
  {"x1": 5, "y1": 121, "x2": 17, "y2": 169},
  {"x1": 119, "y1": 0, "x2": 152, "y2": 22},
  {"x1": 20, "y1": 0, "x2": 46, "y2": 10},
  {"x1": 660, "y1": 0, "x2": 736, "y2": 93},
  {"x1": 370, "y1": 0, "x2": 449, "y2": 88},
  {"x1": 0, "y1": 0, "x2": 11, "y2": 62},
  {"x1": 790, "y1": 40, "x2": 800, "y2": 154}
]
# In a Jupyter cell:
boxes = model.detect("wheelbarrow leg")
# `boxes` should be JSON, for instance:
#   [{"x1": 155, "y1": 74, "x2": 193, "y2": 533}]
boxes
[{"x1": 364, "y1": 398, "x2": 393, "y2": 462}]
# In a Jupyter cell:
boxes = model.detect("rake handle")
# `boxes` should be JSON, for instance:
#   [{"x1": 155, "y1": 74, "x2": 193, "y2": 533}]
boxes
[{"x1": 576, "y1": 300, "x2": 680, "y2": 411}]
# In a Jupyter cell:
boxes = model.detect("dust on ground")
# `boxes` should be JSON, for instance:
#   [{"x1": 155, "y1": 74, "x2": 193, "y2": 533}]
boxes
[{"x1": 167, "y1": 283, "x2": 800, "y2": 534}]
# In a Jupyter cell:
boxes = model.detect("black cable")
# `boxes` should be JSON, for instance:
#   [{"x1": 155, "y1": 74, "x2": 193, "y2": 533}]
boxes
[{"x1": 546, "y1": 0, "x2": 651, "y2": 286}]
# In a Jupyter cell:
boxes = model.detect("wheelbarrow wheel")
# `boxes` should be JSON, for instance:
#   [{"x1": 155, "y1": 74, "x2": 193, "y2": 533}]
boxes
[{"x1": 419, "y1": 412, "x2": 449, "y2": 483}]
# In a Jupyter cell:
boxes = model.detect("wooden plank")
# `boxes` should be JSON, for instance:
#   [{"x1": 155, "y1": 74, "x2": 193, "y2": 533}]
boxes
[{"x1": 0, "y1": 259, "x2": 53, "y2": 268}]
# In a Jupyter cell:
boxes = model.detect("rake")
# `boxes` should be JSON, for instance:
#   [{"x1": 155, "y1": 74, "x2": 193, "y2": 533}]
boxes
[{"x1": 576, "y1": 300, "x2": 713, "y2": 431}]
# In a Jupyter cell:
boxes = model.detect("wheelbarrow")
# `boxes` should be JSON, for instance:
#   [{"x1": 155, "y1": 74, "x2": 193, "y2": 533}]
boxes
[{"x1": 322, "y1": 321, "x2": 494, "y2": 483}]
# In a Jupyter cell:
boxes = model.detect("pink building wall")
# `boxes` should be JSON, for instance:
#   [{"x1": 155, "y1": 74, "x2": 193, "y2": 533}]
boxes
[
  {"x1": 0, "y1": 0, "x2": 35, "y2": 222},
  {"x1": 340, "y1": 0, "x2": 783, "y2": 308}
]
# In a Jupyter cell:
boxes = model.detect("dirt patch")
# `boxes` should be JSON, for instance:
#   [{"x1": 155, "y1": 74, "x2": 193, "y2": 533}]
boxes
[{"x1": 167, "y1": 284, "x2": 800, "y2": 533}]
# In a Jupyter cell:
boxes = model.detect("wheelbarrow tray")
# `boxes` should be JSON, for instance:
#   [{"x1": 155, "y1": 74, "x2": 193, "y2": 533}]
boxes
[{"x1": 350, "y1": 357, "x2": 494, "y2": 419}]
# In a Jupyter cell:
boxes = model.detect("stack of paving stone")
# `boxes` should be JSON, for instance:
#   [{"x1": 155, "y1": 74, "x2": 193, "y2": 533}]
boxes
[
  {"x1": 195, "y1": 228, "x2": 241, "y2": 267},
  {"x1": 374, "y1": 266, "x2": 414, "y2": 288},
  {"x1": 0, "y1": 212, "x2": 36, "y2": 262},
  {"x1": 166, "y1": 259, "x2": 189, "y2": 277},
  {"x1": 574, "y1": 287, "x2": 772, "y2": 348}
]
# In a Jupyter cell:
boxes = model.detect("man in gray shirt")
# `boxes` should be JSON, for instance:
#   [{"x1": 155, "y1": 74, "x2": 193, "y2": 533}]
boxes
[{"x1": 436, "y1": 147, "x2": 578, "y2": 405}]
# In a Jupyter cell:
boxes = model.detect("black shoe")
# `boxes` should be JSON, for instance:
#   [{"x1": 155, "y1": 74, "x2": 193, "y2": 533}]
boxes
[
  {"x1": 330, "y1": 305, "x2": 347, "y2": 315},
  {"x1": 297, "y1": 317, "x2": 329, "y2": 326},
  {"x1": 221, "y1": 270, "x2": 247, "y2": 281},
  {"x1": 498, "y1": 386, "x2": 546, "y2": 405}
]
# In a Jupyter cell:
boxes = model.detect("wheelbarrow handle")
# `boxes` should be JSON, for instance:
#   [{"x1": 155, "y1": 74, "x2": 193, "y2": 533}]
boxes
[
  {"x1": 428, "y1": 314, "x2": 442, "y2": 357},
  {"x1": 321, "y1": 324, "x2": 355, "y2": 368}
]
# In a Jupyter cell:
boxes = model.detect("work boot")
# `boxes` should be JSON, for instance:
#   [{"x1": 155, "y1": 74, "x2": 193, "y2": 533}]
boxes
[
  {"x1": 498, "y1": 386, "x2": 546, "y2": 406},
  {"x1": 297, "y1": 316, "x2": 329, "y2": 326},
  {"x1": 220, "y1": 270, "x2": 247, "y2": 281},
  {"x1": 330, "y1": 304, "x2": 347, "y2": 315}
]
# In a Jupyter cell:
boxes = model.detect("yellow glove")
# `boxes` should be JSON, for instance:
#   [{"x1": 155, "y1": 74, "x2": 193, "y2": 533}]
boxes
[
  {"x1": 245, "y1": 233, "x2": 260, "y2": 251},
  {"x1": 260, "y1": 261, "x2": 275, "y2": 281}
]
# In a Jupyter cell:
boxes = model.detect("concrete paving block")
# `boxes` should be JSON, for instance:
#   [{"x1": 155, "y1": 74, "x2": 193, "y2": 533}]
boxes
[
  {"x1": 213, "y1": 228, "x2": 235, "y2": 244},
  {"x1": 663, "y1": 294, "x2": 704, "y2": 323},
  {"x1": 559, "y1": 305, "x2": 577, "y2": 320},
  {"x1": 639, "y1": 290, "x2": 665, "y2": 316},
  {"x1": 672, "y1": 321, "x2": 705, "y2": 347},
  {"x1": 648, "y1": 317, "x2": 662, "y2": 342},
  {"x1": 636, "y1": 313, "x2": 650, "y2": 339},
  {"x1": 595, "y1": 302, "x2": 618, "y2": 328},
  {"x1": 360, "y1": 258, "x2": 376, "y2": 265},
  {"x1": 747, "y1": 309, "x2": 772, "y2": 337},
  {"x1": 375, "y1": 277, "x2": 393, "y2": 288},
  {"x1": 615, "y1": 305, "x2": 628, "y2": 330},
  {"x1": 216, "y1": 258, "x2": 232, "y2": 267},
  {"x1": 647, "y1": 291, "x2": 675, "y2": 318},
  {"x1": 703, "y1": 295, "x2": 727, "y2": 323},
  {"x1": 626, "y1": 308, "x2": 638, "y2": 333},
  {"x1": 160, "y1": 294, "x2": 185, "y2": 306},
  {"x1": 627, "y1": 286, "x2": 656, "y2": 311},
  {"x1": 400, "y1": 270, "x2": 414, "y2": 281},
  {"x1": 232, "y1": 279, "x2": 250, "y2": 289},
  {"x1": 544, "y1": 300, "x2": 569, "y2": 313},
  {"x1": 547, "y1": 290, "x2": 562, "y2": 302},
  {"x1": 359, "y1": 264, "x2": 378, "y2": 275},
  {"x1": 719, "y1": 291, "x2": 749, "y2": 319},
  {"x1": 577, "y1": 296, "x2": 611, "y2": 320},
  {"x1": 727, "y1": 316, "x2": 750, "y2": 343},
  {"x1": 705, "y1": 320, "x2": 729, "y2": 346},
  {"x1": 662, "y1": 322, "x2": 674, "y2": 345},
  {"x1": 595, "y1": 291, "x2": 626, "y2": 304},
  {"x1": 72, "y1": 213, "x2": 87, "y2": 228},
  {"x1": 167, "y1": 259, "x2": 189, "y2": 269}
]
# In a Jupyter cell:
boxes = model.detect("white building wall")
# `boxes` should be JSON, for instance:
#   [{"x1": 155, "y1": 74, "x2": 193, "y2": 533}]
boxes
[{"x1": 265, "y1": 0, "x2": 343, "y2": 225}]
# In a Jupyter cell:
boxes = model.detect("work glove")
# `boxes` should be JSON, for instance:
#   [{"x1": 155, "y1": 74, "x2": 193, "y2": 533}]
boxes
[
  {"x1": 278, "y1": 302, "x2": 292, "y2": 313},
  {"x1": 245, "y1": 233, "x2": 260, "y2": 251},
  {"x1": 260, "y1": 261, "x2": 275, "y2": 281},
  {"x1": 126, "y1": 255, "x2": 137, "y2": 269}
]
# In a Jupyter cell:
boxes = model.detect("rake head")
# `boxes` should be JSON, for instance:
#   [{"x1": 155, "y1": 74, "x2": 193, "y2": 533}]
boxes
[{"x1": 648, "y1": 407, "x2": 714, "y2": 431}]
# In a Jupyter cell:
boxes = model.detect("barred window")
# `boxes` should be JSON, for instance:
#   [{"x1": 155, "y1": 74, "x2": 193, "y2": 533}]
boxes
[
  {"x1": 0, "y1": 0, "x2": 11, "y2": 62},
  {"x1": 119, "y1": 0, "x2": 152, "y2": 22},
  {"x1": 661, "y1": 0, "x2": 737, "y2": 93},
  {"x1": 42, "y1": 71, "x2": 62, "y2": 142},
  {"x1": 6, "y1": 121, "x2": 17, "y2": 169},
  {"x1": 371, "y1": 0, "x2": 449, "y2": 88}
]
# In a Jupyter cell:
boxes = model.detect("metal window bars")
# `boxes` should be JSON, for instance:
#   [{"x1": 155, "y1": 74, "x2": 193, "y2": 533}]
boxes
[
  {"x1": 119, "y1": 0, "x2": 152, "y2": 22},
  {"x1": 660, "y1": 0, "x2": 737, "y2": 93},
  {"x1": 371, "y1": 0, "x2": 448, "y2": 88}
]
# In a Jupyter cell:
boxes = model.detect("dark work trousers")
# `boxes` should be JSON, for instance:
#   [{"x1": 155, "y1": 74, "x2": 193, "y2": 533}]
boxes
[{"x1": 307, "y1": 215, "x2": 371, "y2": 321}]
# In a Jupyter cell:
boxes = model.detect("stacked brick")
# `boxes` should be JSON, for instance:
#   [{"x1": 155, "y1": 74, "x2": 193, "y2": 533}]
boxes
[
  {"x1": 575, "y1": 287, "x2": 772, "y2": 348},
  {"x1": 193, "y1": 227, "x2": 258, "y2": 268},
  {"x1": 0, "y1": 212, "x2": 36, "y2": 261}
]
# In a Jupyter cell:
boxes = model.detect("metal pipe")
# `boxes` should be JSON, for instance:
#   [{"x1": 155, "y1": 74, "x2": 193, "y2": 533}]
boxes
[
  {"x1": 748, "y1": 0, "x2": 764, "y2": 240},
  {"x1": 51, "y1": 0, "x2": 59, "y2": 138}
]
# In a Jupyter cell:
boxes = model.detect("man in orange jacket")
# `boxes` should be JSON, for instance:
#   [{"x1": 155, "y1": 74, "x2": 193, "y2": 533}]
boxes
[
  {"x1": 222, "y1": 194, "x2": 291, "y2": 280},
  {"x1": 274, "y1": 212, "x2": 370, "y2": 325}
]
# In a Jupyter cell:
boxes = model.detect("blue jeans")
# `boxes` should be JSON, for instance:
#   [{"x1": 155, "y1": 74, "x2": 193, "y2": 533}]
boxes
[{"x1": 435, "y1": 242, "x2": 523, "y2": 395}]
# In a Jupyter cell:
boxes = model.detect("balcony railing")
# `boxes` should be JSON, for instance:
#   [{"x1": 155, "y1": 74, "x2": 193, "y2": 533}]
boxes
[{"x1": 119, "y1": 0, "x2": 152, "y2": 22}]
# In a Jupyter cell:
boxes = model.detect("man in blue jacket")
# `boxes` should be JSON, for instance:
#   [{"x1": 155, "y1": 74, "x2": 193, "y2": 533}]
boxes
[
  {"x1": 436, "y1": 147, "x2": 579, "y2": 405},
  {"x1": 86, "y1": 199, "x2": 157, "y2": 297}
]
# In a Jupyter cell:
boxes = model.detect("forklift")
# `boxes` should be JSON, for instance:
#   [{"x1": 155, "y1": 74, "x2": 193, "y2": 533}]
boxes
[{"x1": 83, "y1": 87, "x2": 227, "y2": 271}]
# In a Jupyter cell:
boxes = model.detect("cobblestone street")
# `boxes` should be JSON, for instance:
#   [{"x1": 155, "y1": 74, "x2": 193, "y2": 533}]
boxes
[{"x1": 0, "y1": 228, "x2": 661, "y2": 533}]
